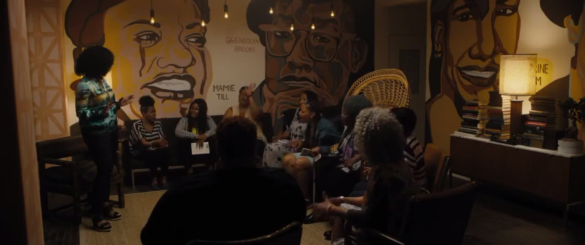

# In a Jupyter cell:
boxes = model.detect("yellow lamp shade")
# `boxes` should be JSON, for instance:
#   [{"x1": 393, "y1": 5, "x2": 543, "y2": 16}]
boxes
[{"x1": 499, "y1": 54, "x2": 537, "y2": 96}]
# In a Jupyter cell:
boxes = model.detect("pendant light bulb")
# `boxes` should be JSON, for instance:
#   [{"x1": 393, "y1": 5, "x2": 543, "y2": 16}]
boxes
[
  {"x1": 150, "y1": 8, "x2": 155, "y2": 24},
  {"x1": 269, "y1": 7, "x2": 273, "y2": 14},
  {"x1": 330, "y1": 2, "x2": 335, "y2": 17},
  {"x1": 311, "y1": 23, "x2": 315, "y2": 30},
  {"x1": 225, "y1": 12, "x2": 228, "y2": 18},
  {"x1": 201, "y1": 20, "x2": 206, "y2": 27},
  {"x1": 290, "y1": 24, "x2": 294, "y2": 31},
  {"x1": 224, "y1": 2, "x2": 229, "y2": 19}
]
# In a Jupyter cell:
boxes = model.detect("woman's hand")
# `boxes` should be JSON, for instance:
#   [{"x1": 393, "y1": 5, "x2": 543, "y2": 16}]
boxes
[
  {"x1": 197, "y1": 139, "x2": 205, "y2": 148},
  {"x1": 311, "y1": 193, "x2": 333, "y2": 219},
  {"x1": 289, "y1": 139, "x2": 302, "y2": 149},
  {"x1": 344, "y1": 156, "x2": 360, "y2": 168},
  {"x1": 363, "y1": 167, "x2": 372, "y2": 178},
  {"x1": 159, "y1": 138, "x2": 169, "y2": 148},
  {"x1": 311, "y1": 147, "x2": 321, "y2": 155},
  {"x1": 102, "y1": 102, "x2": 115, "y2": 116},
  {"x1": 329, "y1": 197, "x2": 344, "y2": 206},
  {"x1": 118, "y1": 95, "x2": 134, "y2": 107},
  {"x1": 197, "y1": 134, "x2": 207, "y2": 142},
  {"x1": 243, "y1": 83, "x2": 256, "y2": 98}
]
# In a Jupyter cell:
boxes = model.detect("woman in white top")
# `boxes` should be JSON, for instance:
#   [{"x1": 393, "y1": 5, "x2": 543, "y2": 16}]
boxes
[
  {"x1": 176, "y1": 99, "x2": 217, "y2": 174},
  {"x1": 262, "y1": 91, "x2": 318, "y2": 168}
]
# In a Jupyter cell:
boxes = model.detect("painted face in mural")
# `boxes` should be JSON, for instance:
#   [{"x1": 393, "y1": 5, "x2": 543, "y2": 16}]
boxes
[
  {"x1": 101, "y1": 0, "x2": 211, "y2": 119},
  {"x1": 434, "y1": 0, "x2": 520, "y2": 101},
  {"x1": 566, "y1": 3, "x2": 585, "y2": 98},
  {"x1": 255, "y1": 0, "x2": 367, "y2": 117}
]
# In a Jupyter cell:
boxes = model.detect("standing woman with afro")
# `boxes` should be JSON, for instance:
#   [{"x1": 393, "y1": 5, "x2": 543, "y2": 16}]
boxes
[{"x1": 74, "y1": 46, "x2": 133, "y2": 232}]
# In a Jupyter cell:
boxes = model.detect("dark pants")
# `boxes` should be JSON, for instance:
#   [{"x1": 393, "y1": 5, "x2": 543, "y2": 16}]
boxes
[
  {"x1": 350, "y1": 181, "x2": 369, "y2": 197},
  {"x1": 83, "y1": 130, "x2": 117, "y2": 216},
  {"x1": 321, "y1": 168, "x2": 361, "y2": 198},
  {"x1": 179, "y1": 137, "x2": 218, "y2": 172},
  {"x1": 137, "y1": 149, "x2": 169, "y2": 178}
]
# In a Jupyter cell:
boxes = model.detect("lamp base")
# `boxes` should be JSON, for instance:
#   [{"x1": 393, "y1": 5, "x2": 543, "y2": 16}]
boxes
[{"x1": 510, "y1": 100, "x2": 522, "y2": 137}]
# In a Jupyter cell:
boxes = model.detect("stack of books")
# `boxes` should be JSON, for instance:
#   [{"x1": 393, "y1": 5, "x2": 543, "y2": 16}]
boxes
[
  {"x1": 477, "y1": 101, "x2": 489, "y2": 134},
  {"x1": 458, "y1": 100, "x2": 480, "y2": 135},
  {"x1": 482, "y1": 93, "x2": 511, "y2": 140},
  {"x1": 523, "y1": 97, "x2": 557, "y2": 148}
]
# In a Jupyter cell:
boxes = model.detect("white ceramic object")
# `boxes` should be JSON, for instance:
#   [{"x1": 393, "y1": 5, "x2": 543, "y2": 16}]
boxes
[{"x1": 558, "y1": 139, "x2": 584, "y2": 154}]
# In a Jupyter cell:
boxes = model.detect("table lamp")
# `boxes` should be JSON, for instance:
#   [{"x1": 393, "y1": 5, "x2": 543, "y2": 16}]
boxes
[{"x1": 499, "y1": 54, "x2": 537, "y2": 137}]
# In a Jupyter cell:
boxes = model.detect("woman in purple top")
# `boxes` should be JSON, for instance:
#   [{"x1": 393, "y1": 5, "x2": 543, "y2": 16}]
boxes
[{"x1": 321, "y1": 95, "x2": 373, "y2": 198}]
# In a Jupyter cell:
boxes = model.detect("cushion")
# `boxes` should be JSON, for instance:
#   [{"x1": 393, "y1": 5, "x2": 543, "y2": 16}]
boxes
[{"x1": 44, "y1": 160, "x2": 120, "y2": 184}]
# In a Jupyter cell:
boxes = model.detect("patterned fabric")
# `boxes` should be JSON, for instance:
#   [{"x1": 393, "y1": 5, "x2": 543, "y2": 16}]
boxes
[
  {"x1": 335, "y1": 128, "x2": 361, "y2": 171},
  {"x1": 404, "y1": 136, "x2": 427, "y2": 188},
  {"x1": 129, "y1": 120, "x2": 166, "y2": 156},
  {"x1": 75, "y1": 77, "x2": 118, "y2": 135},
  {"x1": 263, "y1": 108, "x2": 307, "y2": 168},
  {"x1": 288, "y1": 108, "x2": 307, "y2": 140},
  {"x1": 174, "y1": 116, "x2": 217, "y2": 140}
]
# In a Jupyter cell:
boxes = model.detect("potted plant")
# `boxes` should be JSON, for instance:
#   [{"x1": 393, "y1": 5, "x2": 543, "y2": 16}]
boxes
[{"x1": 558, "y1": 97, "x2": 585, "y2": 154}]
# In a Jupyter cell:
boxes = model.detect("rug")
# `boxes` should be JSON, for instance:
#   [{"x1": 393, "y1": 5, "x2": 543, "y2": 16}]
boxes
[{"x1": 79, "y1": 191, "x2": 330, "y2": 245}]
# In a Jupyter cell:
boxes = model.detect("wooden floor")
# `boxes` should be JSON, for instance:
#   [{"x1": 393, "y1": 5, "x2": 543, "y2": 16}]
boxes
[{"x1": 43, "y1": 172, "x2": 585, "y2": 245}]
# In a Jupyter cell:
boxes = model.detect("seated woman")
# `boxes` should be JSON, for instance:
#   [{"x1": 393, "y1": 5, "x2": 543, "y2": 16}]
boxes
[
  {"x1": 348, "y1": 107, "x2": 427, "y2": 197},
  {"x1": 282, "y1": 101, "x2": 341, "y2": 202},
  {"x1": 320, "y1": 95, "x2": 373, "y2": 198},
  {"x1": 224, "y1": 84, "x2": 266, "y2": 142},
  {"x1": 312, "y1": 108, "x2": 416, "y2": 245},
  {"x1": 391, "y1": 107, "x2": 427, "y2": 189},
  {"x1": 263, "y1": 91, "x2": 318, "y2": 168},
  {"x1": 175, "y1": 99, "x2": 217, "y2": 175},
  {"x1": 129, "y1": 96, "x2": 170, "y2": 190}
]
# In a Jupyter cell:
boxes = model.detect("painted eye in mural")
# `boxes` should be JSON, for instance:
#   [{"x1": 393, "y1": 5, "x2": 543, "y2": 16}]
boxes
[
  {"x1": 313, "y1": 34, "x2": 330, "y2": 43},
  {"x1": 186, "y1": 34, "x2": 207, "y2": 48},
  {"x1": 496, "y1": 8, "x2": 516, "y2": 16},
  {"x1": 135, "y1": 31, "x2": 161, "y2": 48},
  {"x1": 275, "y1": 31, "x2": 292, "y2": 39},
  {"x1": 457, "y1": 12, "x2": 474, "y2": 22}
]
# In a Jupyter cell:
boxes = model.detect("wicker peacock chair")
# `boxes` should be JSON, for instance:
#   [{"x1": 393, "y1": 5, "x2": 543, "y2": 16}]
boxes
[{"x1": 344, "y1": 68, "x2": 410, "y2": 108}]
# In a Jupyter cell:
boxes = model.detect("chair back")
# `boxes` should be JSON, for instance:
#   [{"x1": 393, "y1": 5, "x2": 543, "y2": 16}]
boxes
[
  {"x1": 435, "y1": 157, "x2": 451, "y2": 193},
  {"x1": 185, "y1": 222, "x2": 302, "y2": 245},
  {"x1": 36, "y1": 136, "x2": 89, "y2": 159},
  {"x1": 344, "y1": 69, "x2": 410, "y2": 109},
  {"x1": 398, "y1": 182, "x2": 477, "y2": 245},
  {"x1": 423, "y1": 143, "x2": 442, "y2": 192}
]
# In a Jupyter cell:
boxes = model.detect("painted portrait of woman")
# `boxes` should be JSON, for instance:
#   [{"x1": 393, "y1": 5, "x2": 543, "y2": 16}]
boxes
[
  {"x1": 426, "y1": 0, "x2": 521, "y2": 153},
  {"x1": 65, "y1": 0, "x2": 212, "y2": 119}
]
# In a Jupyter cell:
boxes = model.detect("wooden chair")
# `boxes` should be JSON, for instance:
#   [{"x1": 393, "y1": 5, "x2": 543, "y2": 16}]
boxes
[
  {"x1": 346, "y1": 182, "x2": 477, "y2": 245},
  {"x1": 423, "y1": 143, "x2": 443, "y2": 193},
  {"x1": 37, "y1": 135, "x2": 125, "y2": 224},
  {"x1": 344, "y1": 68, "x2": 410, "y2": 109},
  {"x1": 185, "y1": 222, "x2": 302, "y2": 245}
]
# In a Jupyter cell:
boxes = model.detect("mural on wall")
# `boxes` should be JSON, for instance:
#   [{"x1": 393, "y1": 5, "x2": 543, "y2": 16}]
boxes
[
  {"x1": 62, "y1": 0, "x2": 374, "y2": 123},
  {"x1": 426, "y1": 0, "x2": 522, "y2": 153},
  {"x1": 541, "y1": 0, "x2": 585, "y2": 140},
  {"x1": 246, "y1": 0, "x2": 373, "y2": 123},
  {"x1": 425, "y1": 0, "x2": 580, "y2": 153},
  {"x1": 65, "y1": 0, "x2": 212, "y2": 120}
]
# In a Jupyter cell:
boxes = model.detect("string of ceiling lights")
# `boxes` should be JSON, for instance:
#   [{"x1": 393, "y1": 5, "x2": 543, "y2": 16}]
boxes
[{"x1": 149, "y1": 0, "x2": 335, "y2": 29}]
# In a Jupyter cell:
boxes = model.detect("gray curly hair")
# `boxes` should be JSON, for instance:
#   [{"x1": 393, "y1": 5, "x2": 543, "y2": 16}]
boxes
[{"x1": 354, "y1": 108, "x2": 405, "y2": 166}]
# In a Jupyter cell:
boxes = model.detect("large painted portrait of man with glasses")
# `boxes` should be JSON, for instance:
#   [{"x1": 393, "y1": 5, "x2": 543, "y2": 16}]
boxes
[{"x1": 247, "y1": 0, "x2": 374, "y2": 124}]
